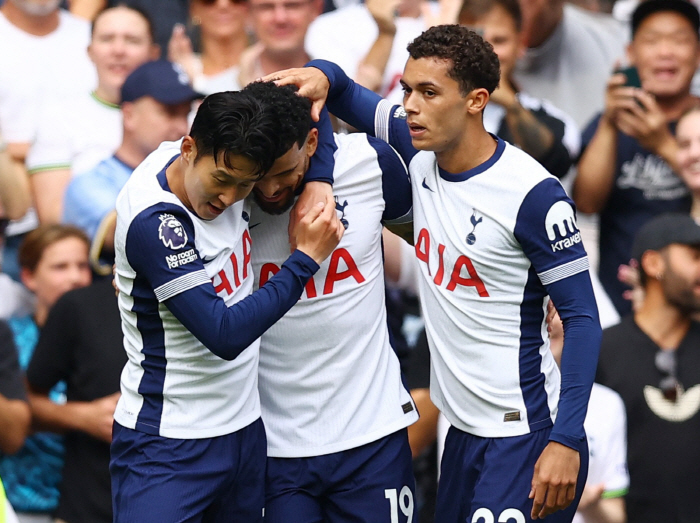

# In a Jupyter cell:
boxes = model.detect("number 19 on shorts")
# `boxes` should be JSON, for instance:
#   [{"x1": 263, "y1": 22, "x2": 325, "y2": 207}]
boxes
[{"x1": 385, "y1": 486, "x2": 414, "y2": 523}]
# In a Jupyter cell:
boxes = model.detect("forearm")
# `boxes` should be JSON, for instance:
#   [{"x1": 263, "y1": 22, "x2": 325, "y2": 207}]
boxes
[
  {"x1": 0, "y1": 145, "x2": 31, "y2": 220},
  {"x1": 579, "y1": 497, "x2": 626, "y2": 523},
  {"x1": 574, "y1": 121, "x2": 618, "y2": 214},
  {"x1": 356, "y1": 31, "x2": 396, "y2": 92},
  {"x1": 27, "y1": 390, "x2": 92, "y2": 434},
  {"x1": 654, "y1": 132, "x2": 680, "y2": 173},
  {"x1": 0, "y1": 395, "x2": 30, "y2": 454},
  {"x1": 504, "y1": 103, "x2": 555, "y2": 160}
]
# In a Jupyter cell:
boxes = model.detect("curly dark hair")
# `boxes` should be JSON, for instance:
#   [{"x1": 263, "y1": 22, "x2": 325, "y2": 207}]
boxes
[
  {"x1": 189, "y1": 83, "x2": 312, "y2": 180},
  {"x1": 407, "y1": 24, "x2": 501, "y2": 96}
]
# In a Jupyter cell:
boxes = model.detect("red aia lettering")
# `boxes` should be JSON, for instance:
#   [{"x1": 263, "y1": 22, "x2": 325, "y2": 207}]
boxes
[
  {"x1": 415, "y1": 228, "x2": 431, "y2": 275},
  {"x1": 323, "y1": 248, "x2": 365, "y2": 295},
  {"x1": 259, "y1": 262, "x2": 318, "y2": 299},
  {"x1": 213, "y1": 269, "x2": 233, "y2": 295},
  {"x1": 447, "y1": 255, "x2": 489, "y2": 296}
]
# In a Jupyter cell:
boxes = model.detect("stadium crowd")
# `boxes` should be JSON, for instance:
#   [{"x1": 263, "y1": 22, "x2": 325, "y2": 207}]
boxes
[{"x1": 0, "y1": 0, "x2": 699, "y2": 522}]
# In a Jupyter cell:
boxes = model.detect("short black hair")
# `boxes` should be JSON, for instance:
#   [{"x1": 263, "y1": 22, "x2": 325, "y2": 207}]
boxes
[
  {"x1": 407, "y1": 24, "x2": 500, "y2": 96},
  {"x1": 241, "y1": 81, "x2": 313, "y2": 152},
  {"x1": 459, "y1": 0, "x2": 522, "y2": 32},
  {"x1": 189, "y1": 84, "x2": 312, "y2": 180},
  {"x1": 92, "y1": 3, "x2": 156, "y2": 44}
]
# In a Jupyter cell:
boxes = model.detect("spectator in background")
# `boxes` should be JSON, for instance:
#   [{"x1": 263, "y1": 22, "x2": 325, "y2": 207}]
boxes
[
  {"x1": 26, "y1": 275, "x2": 125, "y2": 523},
  {"x1": 458, "y1": 0, "x2": 580, "y2": 179},
  {"x1": 26, "y1": 4, "x2": 159, "y2": 225},
  {"x1": 575, "y1": 0, "x2": 699, "y2": 316},
  {"x1": 238, "y1": 0, "x2": 323, "y2": 85},
  {"x1": 168, "y1": 0, "x2": 250, "y2": 95},
  {"x1": 675, "y1": 103, "x2": 700, "y2": 219},
  {"x1": 513, "y1": 0, "x2": 626, "y2": 128},
  {"x1": 0, "y1": 225, "x2": 91, "y2": 523},
  {"x1": 596, "y1": 213, "x2": 700, "y2": 523},
  {"x1": 63, "y1": 59, "x2": 199, "y2": 275},
  {"x1": 0, "y1": 0, "x2": 96, "y2": 279}
]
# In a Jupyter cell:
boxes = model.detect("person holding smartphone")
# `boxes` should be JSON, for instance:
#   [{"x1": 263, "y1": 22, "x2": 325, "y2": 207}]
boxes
[{"x1": 574, "y1": 0, "x2": 700, "y2": 318}]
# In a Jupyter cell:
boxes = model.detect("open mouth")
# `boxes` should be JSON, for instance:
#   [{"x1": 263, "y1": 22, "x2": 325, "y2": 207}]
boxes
[{"x1": 208, "y1": 203, "x2": 224, "y2": 216}]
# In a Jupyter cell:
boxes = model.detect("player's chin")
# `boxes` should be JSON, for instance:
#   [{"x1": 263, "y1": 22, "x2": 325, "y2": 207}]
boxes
[{"x1": 253, "y1": 191, "x2": 294, "y2": 215}]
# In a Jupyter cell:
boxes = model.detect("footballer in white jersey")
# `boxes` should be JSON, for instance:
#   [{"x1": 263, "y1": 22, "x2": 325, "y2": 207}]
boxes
[
  {"x1": 243, "y1": 80, "x2": 418, "y2": 523},
  {"x1": 269, "y1": 25, "x2": 602, "y2": 523},
  {"x1": 110, "y1": 87, "x2": 343, "y2": 523}
]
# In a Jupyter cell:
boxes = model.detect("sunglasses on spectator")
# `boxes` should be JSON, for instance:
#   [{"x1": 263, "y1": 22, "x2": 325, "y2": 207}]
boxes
[{"x1": 655, "y1": 349, "x2": 681, "y2": 402}]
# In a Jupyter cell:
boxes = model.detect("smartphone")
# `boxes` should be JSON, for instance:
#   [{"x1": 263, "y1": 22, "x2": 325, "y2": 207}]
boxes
[{"x1": 615, "y1": 66, "x2": 642, "y2": 88}]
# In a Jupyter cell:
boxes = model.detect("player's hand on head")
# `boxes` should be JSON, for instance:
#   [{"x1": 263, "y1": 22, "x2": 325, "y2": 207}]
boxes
[
  {"x1": 262, "y1": 67, "x2": 331, "y2": 122},
  {"x1": 294, "y1": 194, "x2": 344, "y2": 265},
  {"x1": 529, "y1": 441, "x2": 580, "y2": 519},
  {"x1": 288, "y1": 181, "x2": 334, "y2": 251}
]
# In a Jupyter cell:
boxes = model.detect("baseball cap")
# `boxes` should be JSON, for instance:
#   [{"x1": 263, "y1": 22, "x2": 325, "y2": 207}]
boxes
[
  {"x1": 631, "y1": 0, "x2": 700, "y2": 37},
  {"x1": 120, "y1": 60, "x2": 203, "y2": 105},
  {"x1": 631, "y1": 213, "x2": 700, "y2": 262}
]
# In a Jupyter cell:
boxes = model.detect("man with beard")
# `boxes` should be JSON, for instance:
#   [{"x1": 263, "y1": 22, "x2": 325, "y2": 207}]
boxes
[
  {"x1": 245, "y1": 80, "x2": 419, "y2": 523},
  {"x1": 596, "y1": 212, "x2": 700, "y2": 523}
]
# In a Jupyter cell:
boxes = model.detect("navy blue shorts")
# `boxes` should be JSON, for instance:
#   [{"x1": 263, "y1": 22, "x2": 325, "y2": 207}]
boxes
[
  {"x1": 436, "y1": 426, "x2": 589, "y2": 523},
  {"x1": 110, "y1": 418, "x2": 266, "y2": 523},
  {"x1": 265, "y1": 428, "x2": 416, "y2": 523}
]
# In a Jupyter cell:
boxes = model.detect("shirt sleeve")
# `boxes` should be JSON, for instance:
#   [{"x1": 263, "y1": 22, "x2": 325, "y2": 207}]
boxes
[
  {"x1": 303, "y1": 107, "x2": 336, "y2": 185},
  {"x1": 514, "y1": 178, "x2": 602, "y2": 448},
  {"x1": 63, "y1": 172, "x2": 116, "y2": 241},
  {"x1": 307, "y1": 60, "x2": 419, "y2": 166},
  {"x1": 25, "y1": 104, "x2": 72, "y2": 173},
  {"x1": 598, "y1": 390, "x2": 630, "y2": 497},
  {"x1": 365, "y1": 136, "x2": 412, "y2": 223},
  {"x1": 125, "y1": 203, "x2": 321, "y2": 360},
  {"x1": 0, "y1": 321, "x2": 26, "y2": 401}
]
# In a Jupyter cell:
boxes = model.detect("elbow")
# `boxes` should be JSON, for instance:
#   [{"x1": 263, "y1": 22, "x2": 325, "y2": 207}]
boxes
[{"x1": 0, "y1": 402, "x2": 31, "y2": 454}]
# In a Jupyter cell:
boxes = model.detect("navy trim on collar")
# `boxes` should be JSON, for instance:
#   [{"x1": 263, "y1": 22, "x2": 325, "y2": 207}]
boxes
[
  {"x1": 438, "y1": 135, "x2": 505, "y2": 183},
  {"x1": 156, "y1": 154, "x2": 181, "y2": 192}
]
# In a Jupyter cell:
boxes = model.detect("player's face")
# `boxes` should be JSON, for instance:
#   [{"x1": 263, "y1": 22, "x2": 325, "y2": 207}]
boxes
[
  {"x1": 191, "y1": 0, "x2": 248, "y2": 41},
  {"x1": 252, "y1": 130, "x2": 317, "y2": 214},
  {"x1": 180, "y1": 138, "x2": 261, "y2": 220},
  {"x1": 400, "y1": 57, "x2": 471, "y2": 154},
  {"x1": 21, "y1": 237, "x2": 91, "y2": 311},
  {"x1": 628, "y1": 12, "x2": 700, "y2": 99},
  {"x1": 660, "y1": 244, "x2": 700, "y2": 312},
  {"x1": 125, "y1": 96, "x2": 191, "y2": 157},
  {"x1": 460, "y1": 5, "x2": 524, "y2": 81},
  {"x1": 676, "y1": 110, "x2": 700, "y2": 193},
  {"x1": 248, "y1": 0, "x2": 321, "y2": 54},
  {"x1": 89, "y1": 7, "x2": 157, "y2": 94}
]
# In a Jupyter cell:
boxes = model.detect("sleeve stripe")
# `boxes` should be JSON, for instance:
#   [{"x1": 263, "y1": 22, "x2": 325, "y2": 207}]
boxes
[
  {"x1": 601, "y1": 487, "x2": 628, "y2": 499},
  {"x1": 538, "y1": 257, "x2": 589, "y2": 285},
  {"x1": 375, "y1": 100, "x2": 393, "y2": 143},
  {"x1": 154, "y1": 270, "x2": 211, "y2": 302}
]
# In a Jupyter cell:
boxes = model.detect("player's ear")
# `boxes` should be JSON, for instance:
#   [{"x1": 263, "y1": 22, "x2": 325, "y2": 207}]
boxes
[
  {"x1": 180, "y1": 136, "x2": 196, "y2": 165},
  {"x1": 305, "y1": 129, "x2": 319, "y2": 158},
  {"x1": 466, "y1": 88, "x2": 489, "y2": 114}
]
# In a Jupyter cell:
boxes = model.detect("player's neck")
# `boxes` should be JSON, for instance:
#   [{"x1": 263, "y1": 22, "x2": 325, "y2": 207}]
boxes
[
  {"x1": 635, "y1": 294, "x2": 691, "y2": 350},
  {"x1": 1, "y1": 2, "x2": 59, "y2": 36},
  {"x1": 165, "y1": 156, "x2": 193, "y2": 212},
  {"x1": 436, "y1": 129, "x2": 497, "y2": 175}
]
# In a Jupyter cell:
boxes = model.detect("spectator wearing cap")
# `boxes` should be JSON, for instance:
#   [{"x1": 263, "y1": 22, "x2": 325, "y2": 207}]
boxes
[
  {"x1": 63, "y1": 59, "x2": 200, "y2": 275},
  {"x1": 25, "y1": 4, "x2": 159, "y2": 226},
  {"x1": 575, "y1": 0, "x2": 700, "y2": 317},
  {"x1": 596, "y1": 212, "x2": 700, "y2": 523}
]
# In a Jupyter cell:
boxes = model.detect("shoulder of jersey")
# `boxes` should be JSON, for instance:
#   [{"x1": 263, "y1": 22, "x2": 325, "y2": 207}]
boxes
[{"x1": 499, "y1": 141, "x2": 555, "y2": 185}]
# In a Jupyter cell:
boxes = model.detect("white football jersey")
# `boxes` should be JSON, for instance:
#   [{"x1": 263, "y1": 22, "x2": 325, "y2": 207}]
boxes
[
  {"x1": 114, "y1": 140, "x2": 260, "y2": 439},
  {"x1": 374, "y1": 101, "x2": 590, "y2": 438},
  {"x1": 251, "y1": 133, "x2": 417, "y2": 457}
]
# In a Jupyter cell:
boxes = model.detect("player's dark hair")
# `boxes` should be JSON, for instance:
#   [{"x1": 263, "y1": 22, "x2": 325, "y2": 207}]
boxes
[
  {"x1": 242, "y1": 81, "x2": 313, "y2": 151},
  {"x1": 189, "y1": 86, "x2": 310, "y2": 179},
  {"x1": 407, "y1": 24, "x2": 500, "y2": 96},
  {"x1": 458, "y1": 0, "x2": 522, "y2": 32},
  {"x1": 19, "y1": 224, "x2": 90, "y2": 273},
  {"x1": 92, "y1": 3, "x2": 156, "y2": 44}
]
